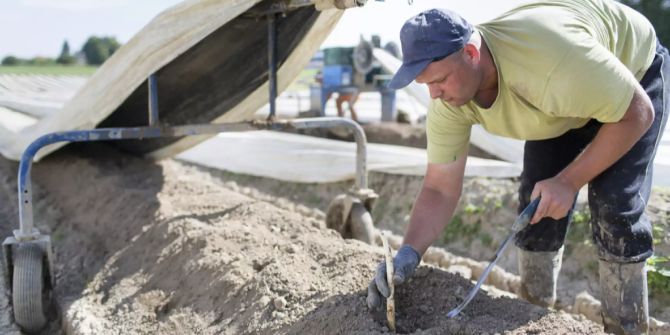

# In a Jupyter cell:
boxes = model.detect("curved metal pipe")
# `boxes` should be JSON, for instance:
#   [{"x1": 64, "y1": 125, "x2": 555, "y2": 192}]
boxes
[
  {"x1": 287, "y1": 117, "x2": 368, "y2": 190},
  {"x1": 15, "y1": 117, "x2": 369, "y2": 239}
]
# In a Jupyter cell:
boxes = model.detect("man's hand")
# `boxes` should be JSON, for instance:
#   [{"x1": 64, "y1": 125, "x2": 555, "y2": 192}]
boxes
[
  {"x1": 367, "y1": 245, "x2": 421, "y2": 310},
  {"x1": 530, "y1": 176, "x2": 578, "y2": 224}
]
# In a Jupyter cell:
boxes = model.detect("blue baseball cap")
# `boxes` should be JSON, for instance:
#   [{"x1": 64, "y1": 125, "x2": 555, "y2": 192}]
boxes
[{"x1": 388, "y1": 9, "x2": 474, "y2": 90}]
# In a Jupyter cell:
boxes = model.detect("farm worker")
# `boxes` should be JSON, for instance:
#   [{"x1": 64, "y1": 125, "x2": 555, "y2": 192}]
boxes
[
  {"x1": 315, "y1": 71, "x2": 360, "y2": 121},
  {"x1": 366, "y1": 1, "x2": 668, "y2": 334},
  {"x1": 334, "y1": 88, "x2": 360, "y2": 122}
]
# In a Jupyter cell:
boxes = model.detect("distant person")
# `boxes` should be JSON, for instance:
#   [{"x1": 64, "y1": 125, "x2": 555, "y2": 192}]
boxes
[
  {"x1": 315, "y1": 70, "x2": 360, "y2": 122},
  {"x1": 334, "y1": 88, "x2": 360, "y2": 122},
  {"x1": 365, "y1": 1, "x2": 668, "y2": 334}
]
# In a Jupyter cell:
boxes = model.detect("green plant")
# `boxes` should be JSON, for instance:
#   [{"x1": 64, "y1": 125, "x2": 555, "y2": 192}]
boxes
[
  {"x1": 463, "y1": 203, "x2": 484, "y2": 215},
  {"x1": 572, "y1": 209, "x2": 590, "y2": 224},
  {"x1": 647, "y1": 255, "x2": 670, "y2": 295},
  {"x1": 479, "y1": 233, "x2": 493, "y2": 247},
  {"x1": 652, "y1": 225, "x2": 665, "y2": 244},
  {"x1": 1, "y1": 55, "x2": 23, "y2": 66},
  {"x1": 57, "y1": 40, "x2": 77, "y2": 65},
  {"x1": 566, "y1": 209, "x2": 592, "y2": 246},
  {"x1": 27, "y1": 57, "x2": 56, "y2": 66},
  {"x1": 81, "y1": 36, "x2": 121, "y2": 65},
  {"x1": 442, "y1": 212, "x2": 481, "y2": 243}
]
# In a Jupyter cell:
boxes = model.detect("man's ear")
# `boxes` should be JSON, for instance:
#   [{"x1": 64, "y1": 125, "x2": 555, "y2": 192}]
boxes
[{"x1": 462, "y1": 43, "x2": 481, "y2": 64}]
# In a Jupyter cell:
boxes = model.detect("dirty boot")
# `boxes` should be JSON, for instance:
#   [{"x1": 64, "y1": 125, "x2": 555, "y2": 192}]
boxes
[
  {"x1": 517, "y1": 246, "x2": 563, "y2": 308},
  {"x1": 599, "y1": 260, "x2": 649, "y2": 335}
]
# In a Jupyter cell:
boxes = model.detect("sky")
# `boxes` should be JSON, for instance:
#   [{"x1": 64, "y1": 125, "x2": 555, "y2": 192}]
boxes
[{"x1": 0, "y1": 0, "x2": 530, "y2": 59}]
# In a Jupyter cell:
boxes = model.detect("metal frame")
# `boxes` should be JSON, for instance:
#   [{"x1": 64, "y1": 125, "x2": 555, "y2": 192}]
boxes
[
  {"x1": 267, "y1": 12, "x2": 278, "y2": 120},
  {"x1": 12, "y1": 2, "x2": 378, "y2": 243},
  {"x1": 12, "y1": 74, "x2": 374, "y2": 242},
  {"x1": 2, "y1": 4, "x2": 378, "y2": 328}
]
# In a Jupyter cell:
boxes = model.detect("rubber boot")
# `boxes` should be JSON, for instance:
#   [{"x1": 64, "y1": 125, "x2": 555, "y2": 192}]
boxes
[
  {"x1": 517, "y1": 246, "x2": 563, "y2": 308},
  {"x1": 599, "y1": 260, "x2": 649, "y2": 335}
]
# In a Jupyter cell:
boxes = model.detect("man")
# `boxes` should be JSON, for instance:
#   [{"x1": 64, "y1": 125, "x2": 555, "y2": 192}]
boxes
[
  {"x1": 315, "y1": 71, "x2": 360, "y2": 121},
  {"x1": 366, "y1": 1, "x2": 668, "y2": 334},
  {"x1": 334, "y1": 89, "x2": 360, "y2": 122}
]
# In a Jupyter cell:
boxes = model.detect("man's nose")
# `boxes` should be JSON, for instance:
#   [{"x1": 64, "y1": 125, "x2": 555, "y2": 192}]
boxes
[{"x1": 428, "y1": 84, "x2": 441, "y2": 99}]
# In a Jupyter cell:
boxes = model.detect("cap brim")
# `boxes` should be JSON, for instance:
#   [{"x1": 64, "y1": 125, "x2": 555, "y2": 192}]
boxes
[{"x1": 387, "y1": 59, "x2": 431, "y2": 90}]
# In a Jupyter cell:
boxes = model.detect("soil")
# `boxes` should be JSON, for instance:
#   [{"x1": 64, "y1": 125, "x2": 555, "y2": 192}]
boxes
[{"x1": 0, "y1": 143, "x2": 608, "y2": 334}]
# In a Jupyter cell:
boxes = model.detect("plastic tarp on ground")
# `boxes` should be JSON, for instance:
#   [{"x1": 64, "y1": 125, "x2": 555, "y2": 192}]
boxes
[
  {"x1": 0, "y1": 0, "x2": 343, "y2": 161},
  {"x1": 177, "y1": 131, "x2": 522, "y2": 183},
  {"x1": 0, "y1": 75, "x2": 88, "y2": 118}
]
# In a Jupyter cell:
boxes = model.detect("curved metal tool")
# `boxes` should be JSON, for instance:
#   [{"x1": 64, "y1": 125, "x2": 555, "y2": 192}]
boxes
[{"x1": 446, "y1": 197, "x2": 541, "y2": 318}]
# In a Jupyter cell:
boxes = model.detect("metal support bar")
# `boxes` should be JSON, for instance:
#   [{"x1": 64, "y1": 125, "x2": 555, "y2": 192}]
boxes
[
  {"x1": 148, "y1": 74, "x2": 160, "y2": 126},
  {"x1": 244, "y1": 0, "x2": 314, "y2": 17},
  {"x1": 315, "y1": 0, "x2": 367, "y2": 10},
  {"x1": 248, "y1": 0, "x2": 368, "y2": 16},
  {"x1": 278, "y1": 0, "x2": 314, "y2": 10},
  {"x1": 380, "y1": 89, "x2": 397, "y2": 122},
  {"x1": 16, "y1": 117, "x2": 368, "y2": 240},
  {"x1": 267, "y1": 13, "x2": 278, "y2": 121},
  {"x1": 289, "y1": 118, "x2": 368, "y2": 190}
]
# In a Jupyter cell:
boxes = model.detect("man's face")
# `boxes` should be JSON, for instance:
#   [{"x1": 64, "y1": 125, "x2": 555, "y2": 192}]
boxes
[{"x1": 415, "y1": 49, "x2": 479, "y2": 106}]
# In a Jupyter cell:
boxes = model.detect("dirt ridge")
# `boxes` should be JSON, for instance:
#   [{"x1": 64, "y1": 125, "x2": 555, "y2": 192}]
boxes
[{"x1": 0, "y1": 145, "x2": 610, "y2": 334}]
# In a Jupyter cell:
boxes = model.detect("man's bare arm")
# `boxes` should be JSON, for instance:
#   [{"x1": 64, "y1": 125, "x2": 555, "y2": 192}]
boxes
[
  {"x1": 531, "y1": 85, "x2": 655, "y2": 223},
  {"x1": 403, "y1": 152, "x2": 468, "y2": 255}
]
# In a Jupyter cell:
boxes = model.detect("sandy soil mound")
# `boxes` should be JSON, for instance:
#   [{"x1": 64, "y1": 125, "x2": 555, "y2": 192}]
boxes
[{"x1": 0, "y1": 144, "x2": 606, "y2": 334}]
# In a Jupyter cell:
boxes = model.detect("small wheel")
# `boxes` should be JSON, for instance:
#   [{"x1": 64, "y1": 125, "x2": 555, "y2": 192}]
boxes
[
  {"x1": 12, "y1": 243, "x2": 48, "y2": 333},
  {"x1": 349, "y1": 202, "x2": 375, "y2": 245},
  {"x1": 326, "y1": 194, "x2": 349, "y2": 235},
  {"x1": 353, "y1": 39, "x2": 374, "y2": 74}
]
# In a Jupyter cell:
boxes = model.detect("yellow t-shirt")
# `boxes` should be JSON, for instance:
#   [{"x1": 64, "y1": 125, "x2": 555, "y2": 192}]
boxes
[{"x1": 427, "y1": 0, "x2": 657, "y2": 163}]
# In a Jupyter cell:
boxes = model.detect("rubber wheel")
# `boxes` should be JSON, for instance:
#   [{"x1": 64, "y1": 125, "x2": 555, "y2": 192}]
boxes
[
  {"x1": 12, "y1": 243, "x2": 48, "y2": 333},
  {"x1": 325, "y1": 194, "x2": 349, "y2": 235},
  {"x1": 353, "y1": 39, "x2": 374, "y2": 74},
  {"x1": 349, "y1": 202, "x2": 375, "y2": 245}
]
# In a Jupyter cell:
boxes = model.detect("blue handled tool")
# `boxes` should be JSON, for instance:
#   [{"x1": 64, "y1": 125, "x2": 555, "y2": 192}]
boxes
[{"x1": 446, "y1": 197, "x2": 541, "y2": 318}]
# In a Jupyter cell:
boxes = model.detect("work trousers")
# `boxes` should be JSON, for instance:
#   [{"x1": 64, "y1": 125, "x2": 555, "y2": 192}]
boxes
[{"x1": 515, "y1": 41, "x2": 669, "y2": 263}]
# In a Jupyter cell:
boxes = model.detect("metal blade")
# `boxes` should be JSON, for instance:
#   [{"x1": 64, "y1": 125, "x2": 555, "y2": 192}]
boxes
[{"x1": 446, "y1": 197, "x2": 540, "y2": 318}]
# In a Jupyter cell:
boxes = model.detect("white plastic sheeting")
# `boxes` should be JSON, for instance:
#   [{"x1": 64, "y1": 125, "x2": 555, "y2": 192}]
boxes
[
  {"x1": 0, "y1": 75, "x2": 88, "y2": 118},
  {"x1": 177, "y1": 131, "x2": 521, "y2": 183},
  {"x1": 0, "y1": 0, "x2": 343, "y2": 162}
]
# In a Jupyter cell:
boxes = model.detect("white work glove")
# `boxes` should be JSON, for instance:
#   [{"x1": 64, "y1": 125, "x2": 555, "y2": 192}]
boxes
[{"x1": 366, "y1": 244, "x2": 421, "y2": 310}]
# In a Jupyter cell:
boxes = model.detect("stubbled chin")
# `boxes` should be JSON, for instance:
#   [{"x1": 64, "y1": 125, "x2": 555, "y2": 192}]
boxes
[{"x1": 443, "y1": 99, "x2": 466, "y2": 107}]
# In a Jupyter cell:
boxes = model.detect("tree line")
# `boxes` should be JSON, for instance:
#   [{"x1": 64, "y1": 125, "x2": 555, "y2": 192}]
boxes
[{"x1": 2, "y1": 36, "x2": 121, "y2": 66}]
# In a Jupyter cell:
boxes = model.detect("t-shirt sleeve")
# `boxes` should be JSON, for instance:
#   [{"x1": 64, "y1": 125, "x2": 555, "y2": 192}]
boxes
[
  {"x1": 540, "y1": 36, "x2": 638, "y2": 123},
  {"x1": 426, "y1": 100, "x2": 473, "y2": 164}
]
